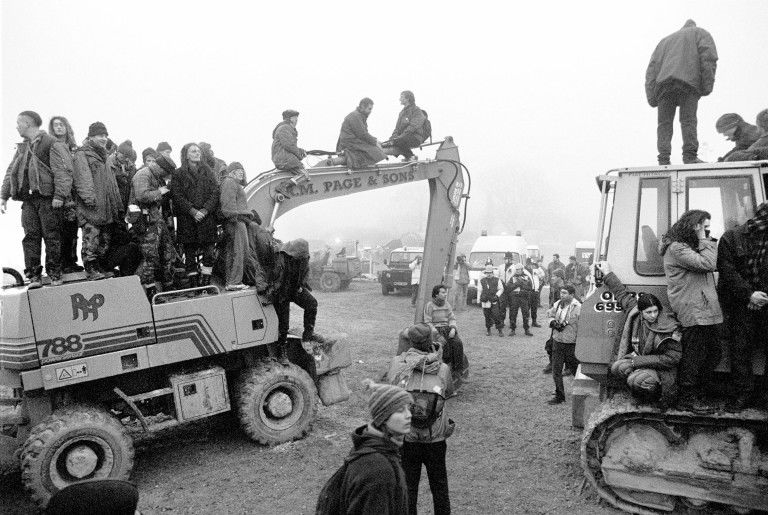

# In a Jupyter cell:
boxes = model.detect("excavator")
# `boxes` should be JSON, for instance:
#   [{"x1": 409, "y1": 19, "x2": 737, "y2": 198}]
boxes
[
  {"x1": 576, "y1": 160, "x2": 768, "y2": 514},
  {"x1": 0, "y1": 137, "x2": 469, "y2": 508}
]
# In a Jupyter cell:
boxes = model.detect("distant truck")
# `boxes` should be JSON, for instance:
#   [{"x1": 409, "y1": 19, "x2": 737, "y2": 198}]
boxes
[
  {"x1": 379, "y1": 247, "x2": 423, "y2": 295},
  {"x1": 466, "y1": 234, "x2": 527, "y2": 304}
]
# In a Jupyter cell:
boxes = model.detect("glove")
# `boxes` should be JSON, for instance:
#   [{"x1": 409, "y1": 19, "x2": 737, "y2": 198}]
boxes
[{"x1": 611, "y1": 358, "x2": 633, "y2": 377}]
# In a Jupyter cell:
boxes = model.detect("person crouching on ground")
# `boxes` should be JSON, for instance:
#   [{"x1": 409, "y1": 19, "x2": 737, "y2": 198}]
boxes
[
  {"x1": 424, "y1": 284, "x2": 467, "y2": 384},
  {"x1": 598, "y1": 262, "x2": 682, "y2": 408},
  {"x1": 219, "y1": 162, "x2": 258, "y2": 291},
  {"x1": 545, "y1": 285, "x2": 581, "y2": 405},
  {"x1": 332, "y1": 380, "x2": 412, "y2": 515}
]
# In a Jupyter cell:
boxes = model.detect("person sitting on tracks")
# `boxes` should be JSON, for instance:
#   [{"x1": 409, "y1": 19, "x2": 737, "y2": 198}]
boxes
[
  {"x1": 273, "y1": 238, "x2": 334, "y2": 365},
  {"x1": 382, "y1": 90, "x2": 429, "y2": 162},
  {"x1": 129, "y1": 154, "x2": 178, "y2": 299},
  {"x1": 424, "y1": 284, "x2": 468, "y2": 384},
  {"x1": 331, "y1": 98, "x2": 387, "y2": 170},
  {"x1": 723, "y1": 108, "x2": 768, "y2": 162},
  {"x1": 219, "y1": 162, "x2": 259, "y2": 291},
  {"x1": 171, "y1": 143, "x2": 220, "y2": 287},
  {"x1": 271, "y1": 109, "x2": 309, "y2": 198},
  {"x1": 545, "y1": 285, "x2": 581, "y2": 405},
  {"x1": 717, "y1": 201, "x2": 768, "y2": 411},
  {"x1": 597, "y1": 262, "x2": 683, "y2": 408},
  {"x1": 715, "y1": 113, "x2": 760, "y2": 162}
]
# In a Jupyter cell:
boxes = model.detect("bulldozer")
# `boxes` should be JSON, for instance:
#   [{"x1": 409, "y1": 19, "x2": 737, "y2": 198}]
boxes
[
  {"x1": 577, "y1": 160, "x2": 768, "y2": 513},
  {"x1": 0, "y1": 138, "x2": 468, "y2": 508}
]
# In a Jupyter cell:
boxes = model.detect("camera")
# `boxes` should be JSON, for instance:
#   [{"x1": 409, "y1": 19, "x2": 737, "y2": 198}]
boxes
[{"x1": 549, "y1": 320, "x2": 567, "y2": 332}]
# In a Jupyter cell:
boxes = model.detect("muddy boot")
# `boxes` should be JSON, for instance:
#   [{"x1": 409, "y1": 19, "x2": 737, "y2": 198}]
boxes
[
  {"x1": 274, "y1": 181, "x2": 293, "y2": 199},
  {"x1": 26, "y1": 266, "x2": 43, "y2": 289},
  {"x1": 542, "y1": 362, "x2": 553, "y2": 374},
  {"x1": 49, "y1": 270, "x2": 63, "y2": 287},
  {"x1": 84, "y1": 261, "x2": 106, "y2": 281}
]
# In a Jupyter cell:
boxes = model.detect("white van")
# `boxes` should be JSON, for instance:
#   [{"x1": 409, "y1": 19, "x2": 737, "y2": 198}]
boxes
[{"x1": 466, "y1": 234, "x2": 528, "y2": 304}]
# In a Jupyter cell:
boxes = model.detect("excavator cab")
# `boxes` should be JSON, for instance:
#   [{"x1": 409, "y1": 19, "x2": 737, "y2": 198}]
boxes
[{"x1": 577, "y1": 161, "x2": 768, "y2": 514}]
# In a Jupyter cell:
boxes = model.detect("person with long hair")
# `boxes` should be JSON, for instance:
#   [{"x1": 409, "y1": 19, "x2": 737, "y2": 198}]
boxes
[
  {"x1": 170, "y1": 143, "x2": 219, "y2": 286},
  {"x1": 48, "y1": 116, "x2": 83, "y2": 273},
  {"x1": 658, "y1": 209, "x2": 722, "y2": 412}
]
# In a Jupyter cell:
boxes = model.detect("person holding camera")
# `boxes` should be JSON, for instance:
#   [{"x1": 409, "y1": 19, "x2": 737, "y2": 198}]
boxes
[{"x1": 545, "y1": 285, "x2": 581, "y2": 405}]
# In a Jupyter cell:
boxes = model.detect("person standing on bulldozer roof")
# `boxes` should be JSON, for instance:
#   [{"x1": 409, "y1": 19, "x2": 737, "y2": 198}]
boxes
[
  {"x1": 272, "y1": 238, "x2": 334, "y2": 365},
  {"x1": 383, "y1": 90, "x2": 429, "y2": 162},
  {"x1": 645, "y1": 19, "x2": 718, "y2": 165},
  {"x1": 272, "y1": 109, "x2": 309, "y2": 198}
]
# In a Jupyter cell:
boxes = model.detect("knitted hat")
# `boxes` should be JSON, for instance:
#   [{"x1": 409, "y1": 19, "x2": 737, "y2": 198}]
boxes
[
  {"x1": 716, "y1": 113, "x2": 743, "y2": 133},
  {"x1": 117, "y1": 140, "x2": 136, "y2": 161},
  {"x1": 363, "y1": 380, "x2": 413, "y2": 429},
  {"x1": 282, "y1": 109, "x2": 299, "y2": 120},
  {"x1": 484, "y1": 265, "x2": 494, "y2": 274},
  {"x1": 88, "y1": 122, "x2": 108, "y2": 137},
  {"x1": 142, "y1": 147, "x2": 158, "y2": 162},
  {"x1": 154, "y1": 154, "x2": 176, "y2": 174},
  {"x1": 756, "y1": 109, "x2": 768, "y2": 132},
  {"x1": 406, "y1": 323, "x2": 431, "y2": 344},
  {"x1": 227, "y1": 161, "x2": 244, "y2": 174},
  {"x1": 156, "y1": 141, "x2": 172, "y2": 153}
]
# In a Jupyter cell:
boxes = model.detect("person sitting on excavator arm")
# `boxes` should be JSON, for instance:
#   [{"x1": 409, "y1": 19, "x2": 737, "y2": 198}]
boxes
[
  {"x1": 332, "y1": 97, "x2": 386, "y2": 170},
  {"x1": 272, "y1": 109, "x2": 309, "y2": 198},
  {"x1": 597, "y1": 262, "x2": 683, "y2": 409},
  {"x1": 424, "y1": 284, "x2": 467, "y2": 384},
  {"x1": 272, "y1": 238, "x2": 333, "y2": 365},
  {"x1": 382, "y1": 90, "x2": 428, "y2": 162}
]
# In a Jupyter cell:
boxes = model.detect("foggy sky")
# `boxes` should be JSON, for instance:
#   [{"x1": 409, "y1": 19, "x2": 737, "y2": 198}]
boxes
[{"x1": 2, "y1": 0, "x2": 767, "y2": 270}]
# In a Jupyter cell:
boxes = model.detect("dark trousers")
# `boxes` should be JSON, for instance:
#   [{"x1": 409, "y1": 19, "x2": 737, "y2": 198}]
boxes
[
  {"x1": 21, "y1": 196, "x2": 62, "y2": 277},
  {"x1": 224, "y1": 220, "x2": 256, "y2": 285},
  {"x1": 507, "y1": 293, "x2": 530, "y2": 331},
  {"x1": 435, "y1": 326, "x2": 465, "y2": 376},
  {"x1": 657, "y1": 90, "x2": 700, "y2": 163},
  {"x1": 391, "y1": 133, "x2": 423, "y2": 159},
  {"x1": 183, "y1": 243, "x2": 216, "y2": 273},
  {"x1": 402, "y1": 440, "x2": 450, "y2": 515},
  {"x1": 725, "y1": 308, "x2": 768, "y2": 397},
  {"x1": 60, "y1": 217, "x2": 80, "y2": 270},
  {"x1": 275, "y1": 287, "x2": 318, "y2": 342},
  {"x1": 677, "y1": 324, "x2": 722, "y2": 390},
  {"x1": 552, "y1": 340, "x2": 578, "y2": 399},
  {"x1": 482, "y1": 303, "x2": 503, "y2": 331},
  {"x1": 411, "y1": 284, "x2": 419, "y2": 305},
  {"x1": 529, "y1": 290, "x2": 541, "y2": 324},
  {"x1": 549, "y1": 287, "x2": 560, "y2": 307}
]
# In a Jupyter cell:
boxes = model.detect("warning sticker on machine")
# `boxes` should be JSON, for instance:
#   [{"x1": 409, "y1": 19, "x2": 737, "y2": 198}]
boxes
[{"x1": 56, "y1": 363, "x2": 88, "y2": 381}]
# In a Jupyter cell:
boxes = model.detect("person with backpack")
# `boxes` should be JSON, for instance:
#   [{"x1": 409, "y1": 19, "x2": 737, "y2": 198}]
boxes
[
  {"x1": 316, "y1": 380, "x2": 412, "y2": 515},
  {"x1": 383, "y1": 90, "x2": 430, "y2": 162}
]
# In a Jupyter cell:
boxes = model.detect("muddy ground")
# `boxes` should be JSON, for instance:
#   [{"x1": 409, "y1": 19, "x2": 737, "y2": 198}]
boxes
[{"x1": 1, "y1": 280, "x2": 619, "y2": 514}]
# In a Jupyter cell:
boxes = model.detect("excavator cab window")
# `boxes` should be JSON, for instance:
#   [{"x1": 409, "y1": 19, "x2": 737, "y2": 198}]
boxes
[
  {"x1": 634, "y1": 177, "x2": 670, "y2": 276},
  {"x1": 686, "y1": 175, "x2": 756, "y2": 239}
]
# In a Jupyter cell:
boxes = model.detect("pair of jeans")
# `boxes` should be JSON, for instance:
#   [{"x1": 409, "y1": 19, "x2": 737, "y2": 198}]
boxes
[
  {"x1": 552, "y1": 340, "x2": 578, "y2": 399},
  {"x1": 677, "y1": 324, "x2": 722, "y2": 390},
  {"x1": 274, "y1": 287, "x2": 318, "y2": 342},
  {"x1": 656, "y1": 89, "x2": 700, "y2": 163},
  {"x1": 401, "y1": 440, "x2": 450, "y2": 515},
  {"x1": 21, "y1": 196, "x2": 62, "y2": 277}
]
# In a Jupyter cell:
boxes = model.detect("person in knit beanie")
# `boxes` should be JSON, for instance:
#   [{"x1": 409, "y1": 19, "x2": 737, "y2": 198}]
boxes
[
  {"x1": 716, "y1": 113, "x2": 760, "y2": 161},
  {"x1": 219, "y1": 161, "x2": 258, "y2": 291},
  {"x1": 156, "y1": 141, "x2": 172, "y2": 158},
  {"x1": 142, "y1": 147, "x2": 158, "y2": 165},
  {"x1": 320, "y1": 380, "x2": 410, "y2": 514},
  {"x1": 724, "y1": 108, "x2": 768, "y2": 162}
]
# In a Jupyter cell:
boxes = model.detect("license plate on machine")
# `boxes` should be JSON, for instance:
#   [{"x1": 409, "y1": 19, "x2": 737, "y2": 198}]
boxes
[{"x1": 393, "y1": 282, "x2": 408, "y2": 286}]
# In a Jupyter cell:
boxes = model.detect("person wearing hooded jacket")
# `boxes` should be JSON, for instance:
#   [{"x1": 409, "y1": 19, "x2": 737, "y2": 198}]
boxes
[
  {"x1": 171, "y1": 143, "x2": 219, "y2": 287},
  {"x1": 598, "y1": 262, "x2": 683, "y2": 407},
  {"x1": 717, "y1": 201, "x2": 768, "y2": 410},
  {"x1": 716, "y1": 113, "x2": 761, "y2": 162},
  {"x1": 645, "y1": 20, "x2": 718, "y2": 165},
  {"x1": 658, "y1": 209, "x2": 722, "y2": 412},
  {"x1": 271, "y1": 109, "x2": 309, "y2": 198},
  {"x1": 73, "y1": 122, "x2": 124, "y2": 281}
]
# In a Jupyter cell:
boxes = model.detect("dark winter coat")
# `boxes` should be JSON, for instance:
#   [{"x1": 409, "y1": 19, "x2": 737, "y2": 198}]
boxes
[
  {"x1": 107, "y1": 153, "x2": 137, "y2": 213},
  {"x1": 565, "y1": 262, "x2": 588, "y2": 287},
  {"x1": 717, "y1": 222, "x2": 768, "y2": 310},
  {"x1": 337, "y1": 109, "x2": 386, "y2": 169},
  {"x1": 1, "y1": 130, "x2": 72, "y2": 201},
  {"x1": 658, "y1": 237, "x2": 722, "y2": 327},
  {"x1": 721, "y1": 121, "x2": 761, "y2": 161},
  {"x1": 73, "y1": 140, "x2": 123, "y2": 226},
  {"x1": 247, "y1": 223, "x2": 281, "y2": 294},
  {"x1": 645, "y1": 20, "x2": 718, "y2": 107},
  {"x1": 605, "y1": 272, "x2": 683, "y2": 404},
  {"x1": 271, "y1": 121, "x2": 305, "y2": 170},
  {"x1": 219, "y1": 176, "x2": 250, "y2": 220},
  {"x1": 506, "y1": 273, "x2": 532, "y2": 297},
  {"x1": 339, "y1": 425, "x2": 409, "y2": 515},
  {"x1": 724, "y1": 133, "x2": 768, "y2": 162},
  {"x1": 171, "y1": 163, "x2": 219, "y2": 245},
  {"x1": 273, "y1": 239, "x2": 311, "y2": 303},
  {"x1": 390, "y1": 104, "x2": 427, "y2": 142}
]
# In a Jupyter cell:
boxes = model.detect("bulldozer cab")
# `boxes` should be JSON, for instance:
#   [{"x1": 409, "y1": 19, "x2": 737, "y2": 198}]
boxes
[{"x1": 576, "y1": 161, "x2": 768, "y2": 382}]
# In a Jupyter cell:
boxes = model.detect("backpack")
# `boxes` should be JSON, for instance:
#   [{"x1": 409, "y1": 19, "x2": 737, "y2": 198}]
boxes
[
  {"x1": 421, "y1": 110, "x2": 432, "y2": 142},
  {"x1": 315, "y1": 453, "x2": 402, "y2": 515}
]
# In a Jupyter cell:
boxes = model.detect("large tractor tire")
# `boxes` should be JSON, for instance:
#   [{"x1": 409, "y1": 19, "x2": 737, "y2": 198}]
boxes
[
  {"x1": 319, "y1": 271, "x2": 342, "y2": 292},
  {"x1": 236, "y1": 361, "x2": 318, "y2": 445},
  {"x1": 20, "y1": 404, "x2": 134, "y2": 509}
]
